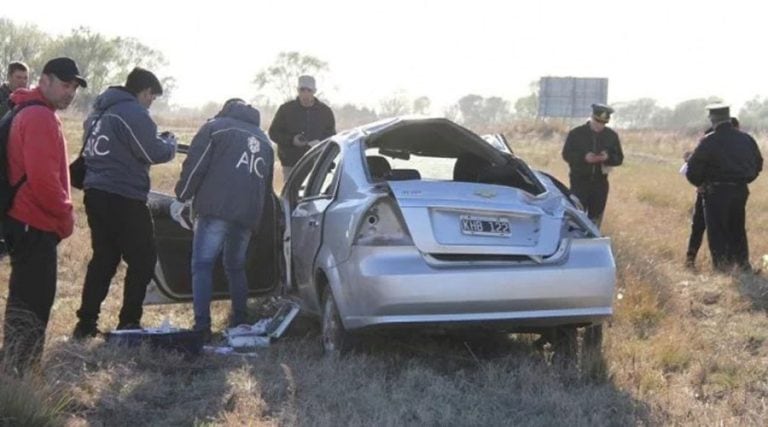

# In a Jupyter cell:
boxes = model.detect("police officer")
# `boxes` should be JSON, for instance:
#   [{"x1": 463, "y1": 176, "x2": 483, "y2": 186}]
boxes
[
  {"x1": 562, "y1": 104, "x2": 624, "y2": 227},
  {"x1": 686, "y1": 105, "x2": 762, "y2": 272}
]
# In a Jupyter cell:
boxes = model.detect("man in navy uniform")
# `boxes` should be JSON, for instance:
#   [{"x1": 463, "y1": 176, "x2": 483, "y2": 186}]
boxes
[
  {"x1": 686, "y1": 105, "x2": 762, "y2": 272},
  {"x1": 562, "y1": 104, "x2": 624, "y2": 228}
]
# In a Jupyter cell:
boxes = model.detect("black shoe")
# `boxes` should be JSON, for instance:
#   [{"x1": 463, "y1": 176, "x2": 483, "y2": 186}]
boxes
[
  {"x1": 116, "y1": 322, "x2": 143, "y2": 331},
  {"x1": 72, "y1": 322, "x2": 100, "y2": 340},
  {"x1": 685, "y1": 256, "x2": 696, "y2": 270}
]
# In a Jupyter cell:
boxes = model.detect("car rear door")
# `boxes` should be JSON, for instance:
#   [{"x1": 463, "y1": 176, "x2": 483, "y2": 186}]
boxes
[{"x1": 282, "y1": 142, "x2": 342, "y2": 290}]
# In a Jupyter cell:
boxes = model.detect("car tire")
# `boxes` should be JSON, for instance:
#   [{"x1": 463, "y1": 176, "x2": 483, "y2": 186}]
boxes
[
  {"x1": 321, "y1": 287, "x2": 354, "y2": 357},
  {"x1": 550, "y1": 326, "x2": 578, "y2": 367},
  {"x1": 582, "y1": 324, "x2": 607, "y2": 381}
]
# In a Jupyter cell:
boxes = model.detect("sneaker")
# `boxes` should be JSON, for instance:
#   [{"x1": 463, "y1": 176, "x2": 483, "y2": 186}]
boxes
[{"x1": 72, "y1": 322, "x2": 100, "y2": 340}]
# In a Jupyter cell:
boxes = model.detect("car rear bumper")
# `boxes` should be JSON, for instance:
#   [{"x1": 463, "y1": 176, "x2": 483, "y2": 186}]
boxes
[{"x1": 335, "y1": 238, "x2": 616, "y2": 330}]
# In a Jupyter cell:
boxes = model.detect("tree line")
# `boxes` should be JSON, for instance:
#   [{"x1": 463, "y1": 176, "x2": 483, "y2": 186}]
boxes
[{"x1": 5, "y1": 17, "x2": 768, "y2": 132}]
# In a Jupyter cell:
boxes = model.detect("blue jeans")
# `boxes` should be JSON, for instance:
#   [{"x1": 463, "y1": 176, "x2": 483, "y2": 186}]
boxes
[{"x1": 191, "y1": 216, "x2": 252, "y2": 331}]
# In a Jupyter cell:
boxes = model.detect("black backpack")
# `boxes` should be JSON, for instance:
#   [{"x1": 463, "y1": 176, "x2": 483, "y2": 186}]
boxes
[{"x1": 0, "y1": 100, "x2": 45, "y2": 215}]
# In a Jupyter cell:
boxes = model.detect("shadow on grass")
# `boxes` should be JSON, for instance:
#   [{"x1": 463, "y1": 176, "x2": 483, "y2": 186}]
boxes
[
  {"x1": 42, "y1": 338, "x2": 244, "y2": 425},
  {"x1": 248, "y1": 327, "x2": 657, "y2": 426},
  {"x1": 735, "y1": 272, "x2": 768, "y2": 311}
]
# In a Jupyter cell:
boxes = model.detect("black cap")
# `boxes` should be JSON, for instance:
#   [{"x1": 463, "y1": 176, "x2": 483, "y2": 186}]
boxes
[
  {"x1": 42, "y1": 57, "x2": 87, "y2": 88},
  {"x1": 591, "y1": 103, "x2": 614, "y2": 123}
]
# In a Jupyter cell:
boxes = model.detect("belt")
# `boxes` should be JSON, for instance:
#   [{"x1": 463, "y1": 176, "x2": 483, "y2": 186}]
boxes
[{"x1": 708, "y1": 181, "x2": 745, "y2": 186}]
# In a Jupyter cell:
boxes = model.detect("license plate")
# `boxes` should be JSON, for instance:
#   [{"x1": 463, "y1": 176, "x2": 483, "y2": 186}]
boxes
[{"x1": 460, "y1": 215, "x2": 511, "y2": 237}]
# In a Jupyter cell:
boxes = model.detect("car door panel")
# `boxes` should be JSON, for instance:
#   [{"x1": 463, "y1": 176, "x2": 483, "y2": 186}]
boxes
[{"x1": 147, "y1": 191, "x2": 281, "y2": 302}]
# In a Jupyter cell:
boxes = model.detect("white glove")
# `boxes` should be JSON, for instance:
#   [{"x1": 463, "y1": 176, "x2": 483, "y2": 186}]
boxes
[{"x1": 170, "y1": 200, "x2": 193, "y2": 230}]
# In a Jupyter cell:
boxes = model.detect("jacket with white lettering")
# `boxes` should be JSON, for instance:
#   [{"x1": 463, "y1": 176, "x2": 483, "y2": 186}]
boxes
[
  {"x1": 82, "y1": 87, "x2": 177, "y2": 201},
  {"x1": 174, "y1": 102, "x2": 273, "y2": 229}
]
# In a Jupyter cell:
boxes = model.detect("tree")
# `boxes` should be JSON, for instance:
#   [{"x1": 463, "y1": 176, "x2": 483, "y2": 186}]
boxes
[
  {"x1": 43, "y1": 27, "x2": 168, "y2": 110},
  {"x1": 513, "y1": 80, "x2": 539, "y2": 118},
  {"x1": 378, "y1": 91, "x2": 411, "y2": 117},
  {"x1": 0, "y1": 18, "x2": 50, "y2": 80},
  {"x1": 666, "y1": 97, "x2": 722, "y2": 131},
  {"x1": 334, "y1": 103, "x2": 378, "y2": 129},
  {"x1": 613, "y1": 98, "x2": 663, "y2": 129},
  {"x1": 412, "y1": 96, "x2": 431, "y2": 115},
  {"x1": 253, "y1": 51, "x2": 329, "y2": 103},
  {"x1": 454, "y1": 94, "x2": 511, "y2": 129},
  {"x1": 738, "y1": 96, "x2": 768, "y2": 131}
]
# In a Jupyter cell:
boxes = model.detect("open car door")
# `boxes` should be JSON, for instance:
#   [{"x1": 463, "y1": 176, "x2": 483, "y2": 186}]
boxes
[{"x1": 144, "y1": 146, "x2": 282, "y2": 304}]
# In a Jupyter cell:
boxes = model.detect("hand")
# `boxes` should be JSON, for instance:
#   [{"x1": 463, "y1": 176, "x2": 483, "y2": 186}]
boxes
[
  {"x1": 585, "y1": 152, "x2": 599, "y2": 163},
  {"x1": 599, "y1": 151, "x2": 609, "y2": 162},
  {"x1": 292, "y1": 134, "x2": 307, "y2": 147},
  {"x1": 170, "y1": 200, "x2": 193, "y2": 230}
]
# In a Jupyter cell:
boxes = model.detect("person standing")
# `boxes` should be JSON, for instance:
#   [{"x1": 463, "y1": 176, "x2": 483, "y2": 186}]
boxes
[
  {"x1": 683, "y1": 117, "x2": 740, "y2": 269},
  {"x1": 2, "y1": 57, "x2": 86, "y2": 373},
  {"x1": 173, "y1": 99, "x2": 273, "y2": 338},
  {"x1": 269, "y1": 75, "x2": 335, "y2": 182},
  {"x1": 0, "y1": 61, "x2": 30, "y2": 117},
  {"x1": 562, "y1": 104, "x2": 624, "y2": 228},
  {"x1": 72, "y1": 67, "x2": 177, "y2": 339},
  {"x1": 686, "y1": 105, "x2": 762, "y2": 272}
]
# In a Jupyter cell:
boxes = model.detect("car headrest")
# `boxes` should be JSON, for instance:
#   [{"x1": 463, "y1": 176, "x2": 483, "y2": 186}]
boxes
[
  {"x1": 388, "y1": 169, "x2": 421, "y2": 181},
  {"x1": 366, "y1": 155, "x2": 392, "y2": 180},
  {"x1": 453, "y1": 152, "x2": 489, "y2": 182}
]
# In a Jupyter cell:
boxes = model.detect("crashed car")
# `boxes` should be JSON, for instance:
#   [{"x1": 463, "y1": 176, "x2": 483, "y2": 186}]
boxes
[{"x1": 145, "y1": 117, "x2": 616, "y2": 356}]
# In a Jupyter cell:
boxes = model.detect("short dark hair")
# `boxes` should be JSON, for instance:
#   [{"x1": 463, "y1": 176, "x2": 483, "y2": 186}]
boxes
[
  {"x1": 7, "y1": 61, "x2": 29, "y2": 77},
  {"x1": 124, "y1": 67, "x2": 163, "y2": 96},
  {"x1": 731, "y1": 117, "x2": 740, "y2": 128}
]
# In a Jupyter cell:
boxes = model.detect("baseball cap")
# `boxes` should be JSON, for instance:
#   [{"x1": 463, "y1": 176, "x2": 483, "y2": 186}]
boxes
[{"x1": 42, "y1": 57, "x2": 87, "y2": 88}]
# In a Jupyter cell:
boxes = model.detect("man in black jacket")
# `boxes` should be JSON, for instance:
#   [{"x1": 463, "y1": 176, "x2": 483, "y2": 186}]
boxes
[
  {"x1": 0, "y1": 61, "x2": 30, "y2": 117},
  {"x1": 269, "y1": 75, "x2": 335, "y2": 182},
  {"x1": 686, "y1": 105, "x2": 763, "y2": 272},
  {"x1": 561, "y1": 104, "x2": 624, "y2": 228}
]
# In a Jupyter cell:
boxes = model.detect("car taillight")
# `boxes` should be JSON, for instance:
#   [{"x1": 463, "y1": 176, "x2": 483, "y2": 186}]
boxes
[{"x1": 354, "y1": 198, "x2": 413, "y2": 246}]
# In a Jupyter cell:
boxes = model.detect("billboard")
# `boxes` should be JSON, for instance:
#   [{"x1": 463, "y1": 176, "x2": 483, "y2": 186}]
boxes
[{"x1": 538, "y1": 77, "x2": 609, "y2": 118}]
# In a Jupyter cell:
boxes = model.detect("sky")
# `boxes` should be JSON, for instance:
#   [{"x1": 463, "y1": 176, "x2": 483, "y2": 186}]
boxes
[{"x1": 4, "y1": 0, "x2": 767, "y2": 112}]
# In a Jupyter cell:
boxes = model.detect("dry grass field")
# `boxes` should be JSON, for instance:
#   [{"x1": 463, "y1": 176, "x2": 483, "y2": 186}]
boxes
[{"x1": 1, "y1": 117, "x2": 768, "y2": 426}]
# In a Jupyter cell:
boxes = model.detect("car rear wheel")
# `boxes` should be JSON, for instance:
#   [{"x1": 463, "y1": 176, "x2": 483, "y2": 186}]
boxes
[{"x1": 321, "y1": 287, "x2": 354, "y2": 357}]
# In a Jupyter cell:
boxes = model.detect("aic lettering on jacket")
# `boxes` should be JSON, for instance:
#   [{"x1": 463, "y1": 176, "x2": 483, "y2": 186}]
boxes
[
  {"x1": 235, "y1": 136, "x2": 266, "y2": 178},
  {"x1": 84, "y1": 119, "x2": 110, "y2": 156}
]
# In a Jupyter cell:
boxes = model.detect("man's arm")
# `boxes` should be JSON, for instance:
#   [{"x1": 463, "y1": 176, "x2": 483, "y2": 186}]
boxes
[
  {"x1": 175, "y1": 123, "x2": 213, "y2": 201},
  {"x1": 22, "y1": 113, "x2": 73, "y2": 223},
  {"x1": 603, "y1": 132, "x2": 624, "y2": 166},
  {"x1": 322, "y1": 107, "x2": 336, "y2": 139},
  {"x1": 268, "y1": 104, "x2": 294, "y2": 149},
  {"x1": 685, "y1": 141, "x2": 709, "y2": 187},
  {"x1": 562, "y1": 130, "x2": 588, "y2": 166},
  {"x1": 118, "y1": 110, "x2": 177, "y2": 164}
]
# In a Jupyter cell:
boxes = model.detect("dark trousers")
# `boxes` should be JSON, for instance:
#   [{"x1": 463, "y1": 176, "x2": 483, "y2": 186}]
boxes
[
  {"x1": 570, "y1": 175, "x2": 610, "y2": 228},
  {"x1": 686, "y1": 192, "x2": 706, "y2": 260},
  {"x1": 2, "y1": 217, "x2": 59, "y2": 373},
  {"x1": 77, "y1": 189, "x2": 156, "y2": 328},
  {"x1": 703, "y1": 184, "x2": 750, "y2": 271}
]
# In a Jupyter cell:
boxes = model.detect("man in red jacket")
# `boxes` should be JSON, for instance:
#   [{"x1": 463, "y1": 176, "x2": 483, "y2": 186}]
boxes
[{"x1": 2, "y1": 57, "x2": 86, "y2": 374}]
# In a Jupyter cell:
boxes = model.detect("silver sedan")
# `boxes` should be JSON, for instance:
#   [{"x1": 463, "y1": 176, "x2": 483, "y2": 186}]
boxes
[{"x1": 281, "y1": 117, "x2": 615, "y2": 355}]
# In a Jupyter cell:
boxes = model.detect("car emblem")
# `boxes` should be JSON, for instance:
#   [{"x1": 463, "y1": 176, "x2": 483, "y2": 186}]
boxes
[{"x1": 474, "y1": 189, "x2": 497, "y2": 199}]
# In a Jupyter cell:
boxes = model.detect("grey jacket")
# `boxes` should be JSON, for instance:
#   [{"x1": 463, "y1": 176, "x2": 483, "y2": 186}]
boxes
[
  {"x1": 83, "y1": 87, "x2": 177, "y2": 201},
  {"x1": 174, "y1": 102, "x2": 273, "y2": 229}
]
